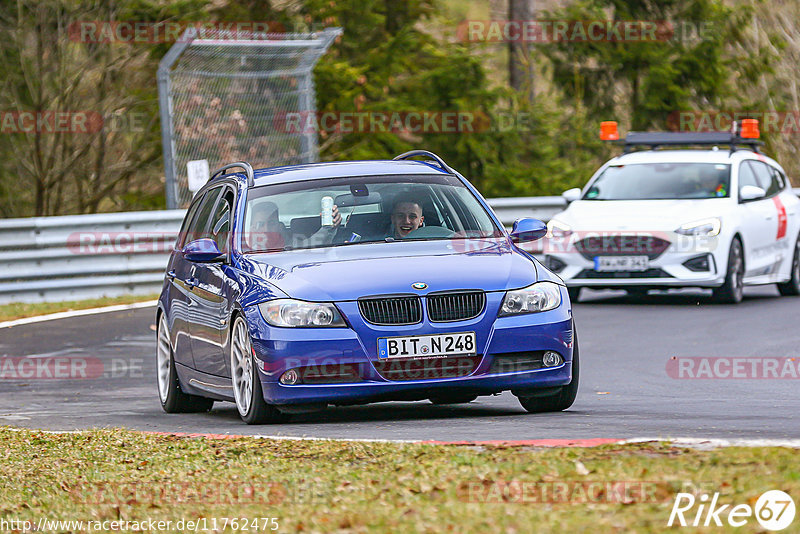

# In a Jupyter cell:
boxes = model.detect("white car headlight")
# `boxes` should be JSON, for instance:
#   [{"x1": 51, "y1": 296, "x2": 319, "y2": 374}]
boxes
[
  {"x1": 259, "y1": 299, "x2": 346, "y2": 327},
  {"x1": 499, "y1": 281, "x2": 563, "y2": 316},
  {"x1": 546, "y1": 219, "x2": 572, "y2": 238},
  {"x1": 675, "y1": 217, "x2": 721, "y2": 236}
]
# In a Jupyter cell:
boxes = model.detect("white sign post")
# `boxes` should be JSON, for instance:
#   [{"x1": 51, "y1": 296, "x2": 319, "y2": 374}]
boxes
[{"x1": 186, "y1": 159, "x2": 210, "y2": 194}]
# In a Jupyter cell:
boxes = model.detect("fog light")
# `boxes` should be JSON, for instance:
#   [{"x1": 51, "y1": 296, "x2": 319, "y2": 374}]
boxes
[
  {"x1": 280, "y1": 369, "x2": 300, "y2": 385},
  {"x1": 683, "y1": 254, "x2": 712, "y2": 272},
  {"x1": 543, "y1": 351, "x2": 562, "y2": 367}
]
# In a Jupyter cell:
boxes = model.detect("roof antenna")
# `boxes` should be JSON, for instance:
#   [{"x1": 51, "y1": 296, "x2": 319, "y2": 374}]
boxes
[{"x1": 729, "y1": 120, "x2": 738, "y2": 154}]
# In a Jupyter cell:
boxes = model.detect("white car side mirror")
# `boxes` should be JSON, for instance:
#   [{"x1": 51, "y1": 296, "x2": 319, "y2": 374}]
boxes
[
  {"x1": 562, "y1": 188, "x2": 582, "y2": 203},
  {"x1": 739, "y1": 185, "x2": 765, "y2": 202}
]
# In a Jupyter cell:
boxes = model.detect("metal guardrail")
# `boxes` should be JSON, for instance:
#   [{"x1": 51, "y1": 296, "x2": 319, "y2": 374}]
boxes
[
  {"x1": 0, "y1": 210, "x2": 187, "y2": 304},
  {"x1": 1, "y1": 190, "x2": 797, "y2": 304}
]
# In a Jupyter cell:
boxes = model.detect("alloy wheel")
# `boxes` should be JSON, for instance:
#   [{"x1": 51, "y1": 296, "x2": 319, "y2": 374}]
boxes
[
  {"x1": 231, "y1": 317, "x2": 254, "y2": 417},
  {"x1": 156, "y1": 315, "x2": 172, "y2": 404}
]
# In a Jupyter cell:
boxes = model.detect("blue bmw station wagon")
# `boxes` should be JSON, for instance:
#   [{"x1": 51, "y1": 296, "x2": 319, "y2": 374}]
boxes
[{"x1": 156, "y1": 151, "x2": 578, "y2": 424}]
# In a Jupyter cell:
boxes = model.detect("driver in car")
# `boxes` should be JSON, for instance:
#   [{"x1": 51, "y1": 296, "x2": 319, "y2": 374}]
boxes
[
  {"x1": 388, "y1": 196, "x2": 424, "y2": 239},
  {"x1": 688, "y1": 168, "x2": 727, "y2": 198}
]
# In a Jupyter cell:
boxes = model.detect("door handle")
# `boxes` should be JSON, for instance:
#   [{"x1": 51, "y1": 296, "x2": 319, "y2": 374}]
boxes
[
  {"x1": 184, "y1": 277, "x2": 198, "y2": 289},
  {"x1": 166, "y1": 270, "x2": 176, "y2": 280}
]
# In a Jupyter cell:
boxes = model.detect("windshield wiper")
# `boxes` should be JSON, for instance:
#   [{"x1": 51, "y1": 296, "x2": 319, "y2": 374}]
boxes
[{"x1": 243, "y1": 248, "x2": 287, "y2": 253}]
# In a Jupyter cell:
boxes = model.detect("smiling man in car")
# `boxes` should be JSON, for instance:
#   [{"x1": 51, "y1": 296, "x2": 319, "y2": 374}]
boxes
[{"x1": 389, "y1": 196, "x2": 425, "y2": 239}]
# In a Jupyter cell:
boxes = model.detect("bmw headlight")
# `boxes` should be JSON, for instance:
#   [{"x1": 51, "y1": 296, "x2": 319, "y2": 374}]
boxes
[
  {"x1": 259, "y1": 299, "x2": 346, "y2": 327},
  {"x1": 499, "y1": 281, "x2": 563, "y2": 316},
  {"x1": 675, "y1": 218, "x2": 721, "y2": 236}
]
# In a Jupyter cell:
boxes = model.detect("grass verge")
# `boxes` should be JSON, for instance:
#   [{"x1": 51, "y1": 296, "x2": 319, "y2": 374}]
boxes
[
  {"x1": 0, "y1": 294, "x2": 159, "y2": 322},
  {"x1": 0, "y1": 428, "x2": 797, "y2": 532}
]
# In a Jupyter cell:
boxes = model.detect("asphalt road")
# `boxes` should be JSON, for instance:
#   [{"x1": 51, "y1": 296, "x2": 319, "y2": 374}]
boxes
[{"x1": 1, "y1": 286, "x2": 798, "y2": 441}]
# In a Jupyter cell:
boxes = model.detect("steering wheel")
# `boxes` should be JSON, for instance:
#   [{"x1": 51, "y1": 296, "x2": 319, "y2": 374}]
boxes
[{"x1": 404, "y1": 225, "x2": 456, "y2": 239}]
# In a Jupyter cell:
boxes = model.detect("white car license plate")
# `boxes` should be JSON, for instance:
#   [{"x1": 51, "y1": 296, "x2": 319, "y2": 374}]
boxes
[
  {"x1": 378, "y1": 332, "x2": 476, "y2": 359},
  {"x1": 594, "y1": 255, "x2": 649, "y2": 272}
]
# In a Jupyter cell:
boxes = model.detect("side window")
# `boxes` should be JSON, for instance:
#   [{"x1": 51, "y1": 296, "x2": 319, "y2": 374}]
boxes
[
  {"x1": 769, "y1": 166, "x2": 787, "y2": 192},
  {"x1": 738, "y1": 161, "x2": 762, "y2": 198},
  {"x1": 185, "y1": 187, "x2": 223, "y2": 245},
  {"x1": 208, "y1": 189, "x2": 233, "y2": 254},
  {"x1": 751, "y1": 161, "x2": 781, "y2": 197},
  {"x1": 177, "y1": 197, "x2": 204, "y2": 248}
]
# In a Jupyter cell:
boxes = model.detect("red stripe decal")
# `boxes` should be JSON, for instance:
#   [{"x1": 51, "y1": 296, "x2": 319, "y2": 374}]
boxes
[{"x1": 773, "y1": 196, "x2": 788, "y2": 240}]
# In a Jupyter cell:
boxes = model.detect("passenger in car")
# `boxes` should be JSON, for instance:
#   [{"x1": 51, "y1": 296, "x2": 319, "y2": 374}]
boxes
[
  {"x1": 302, "y1": 203, "x2": 342, "y2": 247},
  {"x1": 248, "y1": 201, "x2": 344, "y2": 251},
  {"x1": 246, "y1": 201, "x2": 290, "y2": 251}
]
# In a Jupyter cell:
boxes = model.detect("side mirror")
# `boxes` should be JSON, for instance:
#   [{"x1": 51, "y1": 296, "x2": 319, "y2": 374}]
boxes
[
  {"x1": 562, "y1": 188, "x2": 582, "y2": 203},
  {"x1": 739, "y1": 185, "x2": 765, "y2": 202},
  {"x1": 510, "y1": 218, "x2": 547, "y2": 243},
  {"x1": 182, "y1": 238, "x2": 224, "y2": 262}
]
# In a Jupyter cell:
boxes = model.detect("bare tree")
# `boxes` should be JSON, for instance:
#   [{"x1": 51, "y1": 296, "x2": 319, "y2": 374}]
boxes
[
  {"x1": 508, "y1": 0, "x2": 534, "y2": 102},
  {"x1": 0, "y1": 0, "x2": 163, "y2": 216}
]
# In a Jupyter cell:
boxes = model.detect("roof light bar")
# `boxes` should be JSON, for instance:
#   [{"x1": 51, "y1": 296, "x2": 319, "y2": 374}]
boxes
[{"x1": 599, "y1": 120, "x2": 763, "y2": 153}]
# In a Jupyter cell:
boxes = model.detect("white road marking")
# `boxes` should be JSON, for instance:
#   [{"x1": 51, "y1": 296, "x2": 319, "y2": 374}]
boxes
[
  {"x1": 623, "y1": 437, "x2": 800, "y2": 449},
  {"x1": 0, "y1": 300, "x2": 158, "y2": 329}
]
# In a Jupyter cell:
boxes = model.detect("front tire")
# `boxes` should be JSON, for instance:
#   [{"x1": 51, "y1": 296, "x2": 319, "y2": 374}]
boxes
[
  {"x1": 230, "y1": 315, "x2": 287, "y2": 424},
  {"x1": 517, "y1": 329, "x2": 580, "y2": 413},
  {"x1": 156, "y1": 313, "x2": 214, "y2": 413},
  {"x1": 712, "y1": 238, "x2": 744, "y2": 304},
  {"x1": 777, "y1": 234, "x2": 800, "y2": 296}
]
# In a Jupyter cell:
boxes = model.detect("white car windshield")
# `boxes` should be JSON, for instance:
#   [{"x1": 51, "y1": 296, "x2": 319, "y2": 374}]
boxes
[
  {"x1": 584, "y1": 163, "x2": 731, "y2": 200},
  {"x1": 241, "y1": 174, "x2": 503, "y2": 252}
]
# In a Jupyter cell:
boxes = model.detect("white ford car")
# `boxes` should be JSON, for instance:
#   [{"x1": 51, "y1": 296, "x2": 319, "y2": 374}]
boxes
[{"x1": 543, "y1": 124, "x2": 800, "y2": 303}]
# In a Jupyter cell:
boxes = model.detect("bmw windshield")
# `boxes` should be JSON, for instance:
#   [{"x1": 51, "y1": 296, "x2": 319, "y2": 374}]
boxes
[
  {"x1": 241, "y1": 174, "x2": 504, "y2": 252},
  {"x1": 584, "y1": 163, "x2": 731, "y2": 200}
]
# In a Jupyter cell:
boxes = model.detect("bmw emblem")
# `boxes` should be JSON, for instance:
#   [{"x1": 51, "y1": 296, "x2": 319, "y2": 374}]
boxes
[{"x1": 412, "y1": 282, "x2": 428, "y2": 290}]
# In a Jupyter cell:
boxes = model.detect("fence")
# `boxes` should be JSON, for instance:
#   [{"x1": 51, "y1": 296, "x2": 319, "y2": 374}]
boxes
[
  {"x1": 158, "y1": 28, "x2": 341, "y2": 209},
  {"x1": 1, "y1": 191, "x2": 798, "y2": 304}
]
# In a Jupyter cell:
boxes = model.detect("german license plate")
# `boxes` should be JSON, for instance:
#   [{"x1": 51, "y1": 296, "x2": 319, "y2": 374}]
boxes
[
  {"x1": 594, "y1": 255, "x2": 649, "y2": 272},
  {"x1": 378, "y1": 332, "x2": 476, "y2": 359}
]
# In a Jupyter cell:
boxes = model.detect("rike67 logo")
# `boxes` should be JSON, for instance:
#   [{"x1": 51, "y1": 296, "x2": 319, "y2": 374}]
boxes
[{"x1": 669, "y1": 490, "x2": 795, "y2": 530}]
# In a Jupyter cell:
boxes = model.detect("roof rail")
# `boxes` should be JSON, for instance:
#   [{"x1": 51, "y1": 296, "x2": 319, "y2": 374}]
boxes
[
  {"x1": 622, "y1": 131, "x2": 763, "y2": 154},
  {"x1": 393, "y1": 150, "x2": 454, "y2": 173},
  {"x1": 210, "y1": 162, "x2": 255, "y2": 187}
]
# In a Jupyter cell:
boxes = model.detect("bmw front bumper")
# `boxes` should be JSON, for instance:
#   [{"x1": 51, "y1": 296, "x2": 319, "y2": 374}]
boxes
[{"x1": 244, "y1": 290, "x2": 575, "y2": 406}]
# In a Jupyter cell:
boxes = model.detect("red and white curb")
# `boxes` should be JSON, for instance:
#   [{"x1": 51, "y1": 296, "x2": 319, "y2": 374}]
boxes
[
  {"x1": 6, "y1": 428, "x2": 798, "y2": 448},
  {"x1": 143, "y1": 433, "x2": 800, "y2": 448}
]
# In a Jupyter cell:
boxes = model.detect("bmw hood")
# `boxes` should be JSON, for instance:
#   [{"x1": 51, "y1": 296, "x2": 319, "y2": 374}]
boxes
[
  {"x1": 552, "y1": 199, "x2": 734, "y2": 231},
  {"x1": 240, "y1": 238, "x2": 538, "y2": 302}
]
